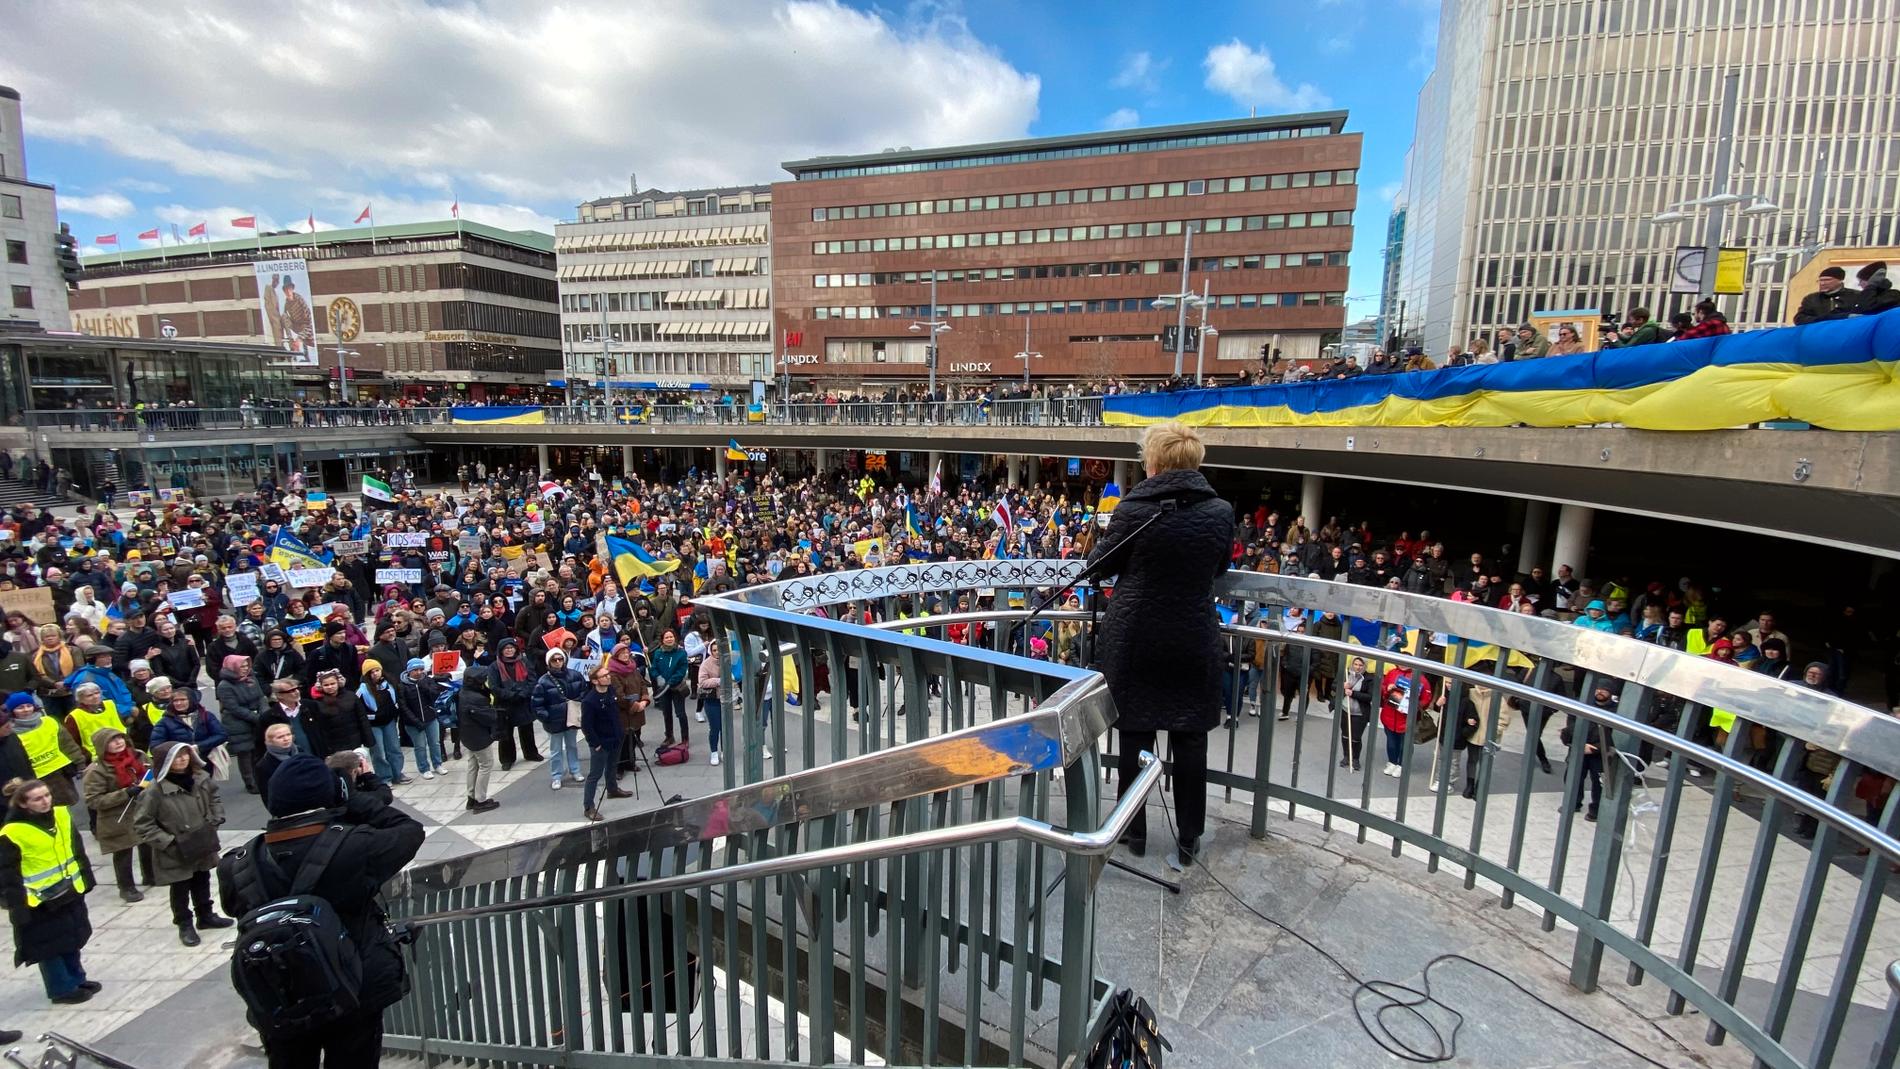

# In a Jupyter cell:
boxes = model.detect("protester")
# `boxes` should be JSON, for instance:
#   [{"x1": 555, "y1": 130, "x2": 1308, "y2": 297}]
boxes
[
  {"x1": 533, "y1": 649, "x2": 586, "y2": 789},
  {"x1": 579, "y1": 663, "x2": 629, "y2": 820},
  {"x1": 79, "y1": 729, "x2": 150, "y2": 901},
  {"x1": 133, "y1": 740, "x2": 232, "y2": 946},
  {"x1": 0, "y1": 777, "x2": 99, "y2": 1003}
]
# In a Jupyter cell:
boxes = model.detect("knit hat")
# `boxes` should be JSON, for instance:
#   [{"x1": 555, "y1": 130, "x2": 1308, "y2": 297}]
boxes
[
  {"x1": 322, "y1": 622, "x2": 346, "y2": 639},
  {"x1": 404, "y1": 658, "x2": 427, "y2": 675},
  {"x1": 1857, "y1": 261, "x2": 1887, "y2": 283},
  {"x1": 129, "y1": 659, "x2": 152, "y2": 674},
  {"x1": 146, "y1": 675, "x2": 174, "y2": 692},
  {"x1": 265, "y1": 754, "x2": 341, "y2": 816},
  {"x1": 1819, "y1": 266, "x2": 1846, "y2": 280},
  {"x1": 546, "y1": 648, "x2": 566, "y2": 666},
  {"x1": 3, "y1": 693, "x2": 36, "y2": 714}
]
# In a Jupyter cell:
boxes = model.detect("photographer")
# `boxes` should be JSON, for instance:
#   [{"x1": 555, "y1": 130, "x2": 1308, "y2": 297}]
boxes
[{"x1": 217, "y1": 753, "x2": 424, "y2": 1068}]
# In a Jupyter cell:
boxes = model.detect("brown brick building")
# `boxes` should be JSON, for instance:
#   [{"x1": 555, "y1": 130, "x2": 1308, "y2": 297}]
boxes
[
  {"x1": 771, "y1": 113, "x2": 1360, "y2": 390},
  {"x1": 72, "y1": 220, "x2": 558, "y2": 399}
]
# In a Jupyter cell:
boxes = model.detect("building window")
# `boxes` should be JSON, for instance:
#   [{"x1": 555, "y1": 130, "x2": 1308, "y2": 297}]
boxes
[
  {"x1": 0, "y1": 194, "x2": 21, "y2": 219},
  {"x1": 4, "y1": 240, "x2": 24, "y2": 265},
  {"x1": 10, "y1": 285, "x2": 33, "y2": 309}
]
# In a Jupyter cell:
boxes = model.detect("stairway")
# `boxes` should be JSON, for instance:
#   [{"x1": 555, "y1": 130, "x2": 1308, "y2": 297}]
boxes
[{"x1": 0, "y1": 479, "x2": 69, "y2": 510}]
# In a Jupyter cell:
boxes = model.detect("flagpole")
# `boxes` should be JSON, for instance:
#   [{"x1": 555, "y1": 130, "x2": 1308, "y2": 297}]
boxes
[
  {"x1": 156, "y1": 227, "x2": 167, "y2": 265},
  {"x1": 370, "y1": 211, "x2": 378, "y2": 255},
  {"x1": 255, "y1": 213, "x2": 263, "y2": 255}
]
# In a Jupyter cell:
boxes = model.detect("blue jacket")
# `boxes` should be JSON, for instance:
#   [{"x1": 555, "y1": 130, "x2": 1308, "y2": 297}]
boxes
[
  {"x1": 150, "y1": 707, "x2": 228, "y2": 762},
  {"x1": 649, "y1": 646, "x2": 689, "y2": 689},
  {"x1": 530, "y1": 667, "x2": 585, "y2": 731},
  {"x1": 63, "y1": 663, "x2": 135, "y2": 713},
  {"x1": 579, "y1": 688, "x2": 623, "y2": 751}
]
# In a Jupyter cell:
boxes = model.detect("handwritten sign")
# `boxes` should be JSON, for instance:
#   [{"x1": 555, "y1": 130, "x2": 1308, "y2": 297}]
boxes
[
  {"x1": 0, "y1": 588, "x2": 55, "y2": 626},
  {"x1": 259, "y1": 563, "x2": 287, "y2": 583},
  {"x1": 456, "y1": 535, "x2": 484, "y2": 555},
  {"x1": 527, "y1": 518, "x2": 546, "y2": 535},
  {"x1": 225, "y1": 572, "x2": 260, "y2": 608},
  {"x1": 375, "y1": 568, "x2": 423, "y2": 585},
  {"x1": 329, "y1": 539, "x2": 369, "y2": 557},
  {"x1": 385, "y1": 532, "x2": 428, "y2": 548},
  {"x1": 287, "y1": 567, "x2": 336, "y2": 589},
  {"x1": 166, "y1": 589, "x2": 207, "y2": 611}
]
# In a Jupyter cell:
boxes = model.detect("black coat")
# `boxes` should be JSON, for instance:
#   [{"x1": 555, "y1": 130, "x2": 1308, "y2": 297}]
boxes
[
  {"x1": 1087, "y1": 468, "x2": 1234, "y2": 734},
  {"x1": 458, "y1": 669, "x2": 502, "y2": 751},
  {"x1": 218, "y1": 791, "x2": 424, "y2": 1033}
]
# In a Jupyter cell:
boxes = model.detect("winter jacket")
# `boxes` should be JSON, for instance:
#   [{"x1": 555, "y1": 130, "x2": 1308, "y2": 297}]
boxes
[
  {"x1": 1378, "y1": 668, "x2": 1433, "y2": 735},
  {"x1": 531, "y1": 666, "x2": 585, "y2": 732},
  {"x1": 580, "y1": 687, "x2": 623, "y2": 751},
  {"x1": 1087, "y1": 468, "x2": 1235, "y2": 733},
  {"x1": 649, "y1": 646, "x2": 689, "y2": 692},
  {"x1": 0, "y1": 807, "x2": 95, "y2": 965},
  {"x1": 356, "y1": 678, "x2": 401, "y2": 728},
  {"x1": 393, "y1": 673, "x2": 439, "y2": 730},
  {"x1": 79, "y1": 730, "x2": 149, "y2": 854},
  {"x1": 485, "y1": 648, "x2": 535, "y2": 728},
  {"x1": 133, "y1": 743, "x2": 225, "y2": 886},
  {"x1": 214, "y1": 667, "x2": 267, "y2": 754},
  {"x1": 303, "y1": 689, "x2": 372, "y2": 756},
  {"x1": 458, "y1": 668, "x2": 502, "y2": 751},
  {"x1": 61, "y1": 663, "x2": 136, "y2": 716},
  {"x1": 256, "y1": 641, "x2": 305, "y2": 684},
  {"x1": 302, "y1": 640, "x2": 363, "y2": 691},
  {"x1": 149, "y1": 634, "x2": 202, "y2": 688},
  {"x1": 149, "y1": 704, "x2": 228, "y2": 765}
]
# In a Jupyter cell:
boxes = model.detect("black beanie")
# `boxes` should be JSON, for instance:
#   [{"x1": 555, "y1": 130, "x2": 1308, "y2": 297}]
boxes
[{"x1": 266, "y1": 754, "x2": 341, "y2": 816}]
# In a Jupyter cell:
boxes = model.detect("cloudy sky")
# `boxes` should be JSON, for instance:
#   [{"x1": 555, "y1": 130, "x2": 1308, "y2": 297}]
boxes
[{"x1": 6, "y1": 0, "x2": 1440, "y2": 311}]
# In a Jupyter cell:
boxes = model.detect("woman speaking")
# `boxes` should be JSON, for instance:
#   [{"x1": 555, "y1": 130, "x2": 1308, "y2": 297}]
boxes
[{"x1": 1089, "y1": 421, "x2": 1234, "y2": 867}]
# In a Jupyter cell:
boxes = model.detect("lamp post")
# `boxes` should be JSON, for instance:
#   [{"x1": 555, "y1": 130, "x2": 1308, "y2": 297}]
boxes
[
  {"x1": 1649, "y1": 71, "x2": 1781, "y2": 298},
  {"x1": 1152, "y1": 223, "x2": 1199, "y2": 379},
  {"x1": 1012, "y1": 315, "x2": 1041, "y2": 390},
  {"x1": 908, "y1": 270, "x2": 951, "y2": 399},
  {"x1": 1192, "y1": 280, "x2": 1218, "y2": 385}
]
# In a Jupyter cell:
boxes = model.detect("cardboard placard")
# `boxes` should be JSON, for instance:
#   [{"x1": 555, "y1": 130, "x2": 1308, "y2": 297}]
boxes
[
  {"x1": 305, "y1": 492, "x2": 330, "y2": 510},
  {"x1": 376, "y1": 568, "x2": 423, "y2": 585},
  {"x1": 166, "y1": 589, "x2": 207, "y2": 611},
  {"x1": 225, "y1": 572, "x2": 260, "y2": 608},
  {"x1": 329, "y1": 539, "x2": 369, "y2": 557},
  {"x1": 385, "y1": 532, "x2": 428, "y2": 548},
  {"x1": 126, "y1": 490, "x2": 156, "y2": 507},
  {"x1": 285, "y1": 618, "x2": 323, "y2": 647},
  {"x1": 0, "y1": 587, "x2": 56, "y2": 626},
  {"x1": 527, "y1": 518, "x2": 546, "y2": 535},
  {"x1": 456, "y1": 535, "x2": 484, "y2": 555},
  {"x1": 287, "y1": 567, "x2": 336, "y2": 589}
]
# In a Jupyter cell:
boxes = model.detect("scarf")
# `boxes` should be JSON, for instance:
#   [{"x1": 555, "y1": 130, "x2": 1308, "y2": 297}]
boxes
[
  {"x1": 104, "y1": 744, "x2": 148, "y2": 789},
  {"x1": 265, "y1": 742, "x2": 296, "y2": 759},
  {"x1": 9, "y1": 709, "x2": 43, "y2": 733},
  {"x1": 608, "y1": 648, "x2": 639, "y2": 677}
]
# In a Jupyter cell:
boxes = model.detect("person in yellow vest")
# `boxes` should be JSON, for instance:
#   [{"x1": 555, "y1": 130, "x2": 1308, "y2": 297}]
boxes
[
  {"x1": 62, "y1": 684, "x2": 127, "y2": 762},
  {"x1": 127, "y1": 676, "x2": 174, "y2": 755},
  {"x1": 0, "y1": 776, "x2": 99, "y2": 1004},
  {"x1": 2, "y1": 694, "x2": 84, "y2": 808}
]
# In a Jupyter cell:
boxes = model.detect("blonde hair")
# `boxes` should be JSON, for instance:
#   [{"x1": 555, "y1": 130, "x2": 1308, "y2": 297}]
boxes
[{"x1": 1139, "y1": 421, "x2": 1205, "y2": 474}]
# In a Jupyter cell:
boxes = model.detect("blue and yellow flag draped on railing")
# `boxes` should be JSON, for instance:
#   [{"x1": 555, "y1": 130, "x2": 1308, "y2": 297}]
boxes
[
  {"x1": 605, "y1": 534, "x2": 679, "y2": 584},
  {"x1": 451, "y1": 405, "x2": 546, "y2": 425},
  {"x1": 1103, "y1": 309, "x2": 1900, "y2": 431}
]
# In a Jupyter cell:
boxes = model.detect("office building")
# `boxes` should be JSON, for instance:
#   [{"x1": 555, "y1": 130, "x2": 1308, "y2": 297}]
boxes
[
  {"x1": 1, "y1": 85, "x2": 73, "y2": 332},
  {"x1": 1392, "y1": 0, "x2": 1900, "y2": 352},
  {"x1": 1375, "y1": 202, "x2": 1406, "y2": 347},
  {"x1": 555, "y1": 184, "x2": 773, "y2": 391},
  {"x1": 771, "y1": 113, "x2": 1359, "y2": 388},
  {"x1": 72, "y1": 221, "x2": 559, "y2": 398}
]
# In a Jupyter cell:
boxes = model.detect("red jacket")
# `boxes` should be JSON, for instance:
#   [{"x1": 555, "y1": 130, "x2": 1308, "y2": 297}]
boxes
[{"x1": 1378, "y1": 667, "x2": 1432, "y2": 734}]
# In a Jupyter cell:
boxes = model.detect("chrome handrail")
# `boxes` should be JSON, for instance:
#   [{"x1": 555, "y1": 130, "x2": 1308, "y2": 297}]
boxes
[{"x1": 396, "y1": 752, "x2": 1159, "y2": 930}]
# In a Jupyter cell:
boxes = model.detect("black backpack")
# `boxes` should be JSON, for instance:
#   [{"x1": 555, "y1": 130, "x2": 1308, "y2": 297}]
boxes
[{"x1": 221, "y1": 825, "x2": 364, "y2": 1035}]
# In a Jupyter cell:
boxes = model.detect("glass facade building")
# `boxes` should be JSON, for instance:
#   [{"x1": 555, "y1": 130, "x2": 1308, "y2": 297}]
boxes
[{"x1": 1392, "y1": 0, "x2": 1900, "y2": 351}]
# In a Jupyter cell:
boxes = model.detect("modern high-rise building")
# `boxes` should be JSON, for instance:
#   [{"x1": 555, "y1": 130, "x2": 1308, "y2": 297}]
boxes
[
  {"x1": 554, "y1": 184, "x2": 774, "y2": 392},
  {"x1": 0, "y1": 85, "x2": 73, "y2": 332},
  {"x1": 1375, "y1": 202, "x2": 1406, "y2": 347},
  {"x1": 1392, "y1": 1, "x2": 1900, "y2": 352},
  {"x1": 771, "y1": 114, "x2": 1359, "y2": 389}
]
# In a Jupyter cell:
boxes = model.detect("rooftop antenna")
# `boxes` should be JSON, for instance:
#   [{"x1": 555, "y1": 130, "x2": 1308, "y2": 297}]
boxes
[{"x1": 629, "y1": 172, "x2": 638, "y2": 194}]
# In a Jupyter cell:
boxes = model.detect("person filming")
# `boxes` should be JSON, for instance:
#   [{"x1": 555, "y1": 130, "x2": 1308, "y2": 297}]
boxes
[{"x1": 1088, "y1": 421, "x2": 1235, "y2": 867}]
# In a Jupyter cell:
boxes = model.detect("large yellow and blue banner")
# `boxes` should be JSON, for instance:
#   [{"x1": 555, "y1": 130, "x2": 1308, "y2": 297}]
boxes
[
  {"x1": 451, "y1": 405, "x2": 547, "y2": 425},
  {"x1": 1104, "y1": 309, "x2": 1900, "y2": 431}
]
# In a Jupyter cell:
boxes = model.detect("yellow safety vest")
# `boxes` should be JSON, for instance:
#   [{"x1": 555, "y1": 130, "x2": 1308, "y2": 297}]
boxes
[
  {"x1": 141, "y1": 702, "x2": 165, "y2": 726},
  {"x1": 16, "y1": 719, "x2": 73, "y2": 779},
  {"x1": 0, "y1": 809, "x2": 88, "y2": 907},
  {"x1": 68, "y1": 702, "x2": 127, "y2": 758},
  {"x1": 899, "y1": 610, "x2": 932, "y2": 638}
]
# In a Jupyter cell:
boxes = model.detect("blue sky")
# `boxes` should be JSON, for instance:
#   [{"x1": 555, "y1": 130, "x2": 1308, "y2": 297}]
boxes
[{"x1": 8, "y1": 0, "x2": 1438, "y2": 315}]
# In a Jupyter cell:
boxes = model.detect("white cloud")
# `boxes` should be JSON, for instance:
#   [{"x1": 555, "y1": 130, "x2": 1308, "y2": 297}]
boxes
[
  {"x1": 116, "y1": 178, "x2": 171, "y2": 194},
  {"x1": 1202, "y1": 40, "x2": 1332, "y2": 112},
  {"x1": 1111, "y1": 51, "x2": 1165, "y2": 94},
  {"x1": 58, "y1": 192, "x2": 136, "y2": 218},
  {"x1": 1102, "y1": 108, "x2": 1141, "y2": 130},
  {"x1": 7, "y1": 0, "x2": 1041, "y2": 212}
]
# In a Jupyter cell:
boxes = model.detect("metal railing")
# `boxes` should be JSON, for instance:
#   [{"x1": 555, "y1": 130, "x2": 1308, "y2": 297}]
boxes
[
  {"x1": 22, "y1": 405, "x2": 457, "y2": 433},
  {"x1": 381, "y1": 614, "x2": 1123, "y2": 1068},
  {"x1": 716, "y1": 560, "x2": 1900, "y2": 1069}
]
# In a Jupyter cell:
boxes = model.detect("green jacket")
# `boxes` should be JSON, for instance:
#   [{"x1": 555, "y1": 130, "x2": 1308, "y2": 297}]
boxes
[{"x1": 1609, "y1": 321, "x2": 1666, "y2": 348}]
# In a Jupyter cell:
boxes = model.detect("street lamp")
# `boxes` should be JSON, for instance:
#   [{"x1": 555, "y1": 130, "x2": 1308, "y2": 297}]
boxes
[
  {"x1": 1152, "y1": 223, "x2": 1199, "y2": 379},
  {"x1": 1192, "y1": 280, "x2": 1219, "y2": 385},
  {"x1": 1645, "y1": 71, "x2": 1788, "y2": 299},
  {"x1": 1011, "y1": 315, "x2": 1041, "y2": 390},
  {"x1": 908, "y1": 269, "x2": 951, "y2": 398}
]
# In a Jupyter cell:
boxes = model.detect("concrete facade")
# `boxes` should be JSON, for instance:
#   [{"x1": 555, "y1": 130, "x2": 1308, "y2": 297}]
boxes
[{"x1": 0, "y1": 85, "x2": 72, "y2": 332}]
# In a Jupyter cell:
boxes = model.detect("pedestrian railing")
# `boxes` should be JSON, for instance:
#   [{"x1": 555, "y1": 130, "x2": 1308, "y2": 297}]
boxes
[
  {"x1": 715, "y1": 559, "x2": 1900, "y2": 1069},
  {"x1": 379, "y1": 612, "x2": 1132, "y2": 1068}
]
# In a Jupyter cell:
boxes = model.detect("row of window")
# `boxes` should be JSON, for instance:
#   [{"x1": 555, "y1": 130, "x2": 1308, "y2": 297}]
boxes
[
  {"x1": 808, "y1": 292, "x2": 1347, "y2": 319},
  {"x1": 562, "y1": 322, "x2": 773, "y2": 343},
  {"x1": 439, "y1": 262, "x2": 558, "y2": 304},
  {"x1": 444, "y1": 341, "x2": 560, "y2": 374},
  {"x1": 576, "y1": 192, "x2": 772, "y2": 223},
  {"x1": 436, "y1": 302, "x2": 560, "y2": 339},
  {"x1": 813, "y1": 250, "x2": 1348, "y2": 288},
  {"x1": 810, "y1": 211, "x2": 1355, "y2": 256},
  {"x1": 555, "y1": 257, "x2": 769, "y2": 282},
  {"x1": 553, "y1": 226, "x2": 768, "y2": 252},
  {"x1": 791, "y1": 123, "x2": 1339, "y2": 181},
  {"x1": 809, "y1": 170, "x2": 1359, "y2": 223},
  {"x1": 562, "y1": 289, "x2": 771, "y2": 313},
  {"x1": 566, "y1": 351, "x2": 758, "y2": 377}
]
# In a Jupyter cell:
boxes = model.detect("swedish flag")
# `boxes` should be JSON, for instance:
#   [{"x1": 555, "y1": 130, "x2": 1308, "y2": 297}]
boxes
[{"x1": 605, "y1": 533, "x2": 680, "y2": 584}]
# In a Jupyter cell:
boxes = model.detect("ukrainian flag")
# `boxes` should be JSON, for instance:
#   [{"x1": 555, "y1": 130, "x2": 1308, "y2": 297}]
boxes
[
  {"x1": 606, "y1": 533, "x2": 680, "y2": 584},
  {"x1": 852, "y1": 536, "x2": 885, "y2": 562},
  {"x1": 451, "y1": 405, "x2": 547, "y2": 425},
  {"x1": 268, "y1": 529, "x2": 326, "y2": 571},
  {"x1": 1097, "y1": 482, "x2": 1122, "y2": 515},
  {"x1": 725, "y1": 439, "x2": 748, "y2": 462}
]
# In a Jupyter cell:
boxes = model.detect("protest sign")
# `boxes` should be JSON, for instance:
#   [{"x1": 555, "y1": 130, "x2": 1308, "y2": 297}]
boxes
[
  {"x1": 386, "y1": 532, "x2": 428, "y2": 548},
  {"x1": 286, "y1": 618, "x2": 323, "y2": 647},
  {"x1": 287, "y1": 567, "x2": 337, "y2": 589},
  {"x1": 125, "y1": 489, "x2": 156, "y2": 507},
  {"x1": 225, "y1": 572, "x2": 260, "y2": 608},
  {"x1": 376, "y1": 568, "x2": 423, "y2": 585},
  {"x1": 166, "y1": 589, "x2": 207, "y2": 611},
  {"x1": 305, "y1": 491, "x2": 330, "y2": 510},
  {"x1": 527, "y1": 518, "x2": 546, "y2": 535},
  {"x1": 0, "y1": 587, "x2": 55, "y2": 625},
  {"x1": 329, "y1": 539, "x2": 369, "y2": 557},
  {"x1": 259, "y1": 563, "x2": 287, "y2": 583},
  {"x1": 430, "y1": 651, "x2": 463, "y2": 676},
  {"x1": 455, "y1": 535, "x2": 484, "y2": 555}
]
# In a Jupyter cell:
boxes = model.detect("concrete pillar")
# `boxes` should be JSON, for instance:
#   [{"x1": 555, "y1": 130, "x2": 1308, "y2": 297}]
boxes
[
  {"x1": 927, "y1": 450, "x2": 943, "y2": 488},
  {"x1": 1300, "y1": 474, "x2": 1324, "y2": 532},
  {"x1": 816, "y1": 448, "x2": 832, "y2": 473},
  {"x1": 715, "y1": 451, "x2": 728, "y2": 480},
  {"x1": 621, "y1": 445, "x2": 635, "y2": 475},
  {"x1": 1551, "y1": 504, "x2": 1593, "y2": 580},
  {"x1": 536, "y1": 443, "x2": 550, "y2": 475},
  {"x1": 1005, "y1": 455, "x2": 1021, "y2": 489},
  {"x1": 1517, "y1": 500, "x2": 1551, "y2": 577},
  {"x1": 1024, "y1": 455, "x2": 1039, "y2": 489},
  {"x1": 1113, "y1": 459, "x2": 1135, "y2": 489}
]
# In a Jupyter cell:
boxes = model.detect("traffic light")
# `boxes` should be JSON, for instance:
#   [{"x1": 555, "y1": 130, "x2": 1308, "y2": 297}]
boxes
[{"x1": 54, "y1": 223, "x2": 83, "y2": 288}]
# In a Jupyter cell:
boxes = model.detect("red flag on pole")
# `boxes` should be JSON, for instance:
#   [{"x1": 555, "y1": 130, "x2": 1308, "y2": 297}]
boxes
[
  {"x1": 188, "y1": 221, "x2": 207, "y2": 237},
  {"x1": 450, "y1": 199, "x2": 459, "y2": 219},
  {"x1": 137, "y1": 227, "x2": 160, "y2": 241},
  {"x1": 355, "y1": 204, "x2": 372, "y2": 224},
  {"x1": 94, "y1": 234, "x2": 118, "y2": 246},
  {"x1": 230, "y1": 215, "x2": 256, "y2": 229},
  {"x1": 307, "y1": 212, "x2": 316, "y2": 233}
]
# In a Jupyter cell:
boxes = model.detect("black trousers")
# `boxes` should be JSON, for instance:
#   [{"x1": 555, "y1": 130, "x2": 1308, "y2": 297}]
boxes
[
  {"x1": 497, "y1": 721, "x2": 543, "y2": 766},
  {"x1": 1118, "y1": 729, "x2": 1208, "y2": 844},
  {"x1": 168, "y1": 870, "x2": 216, "y2": 926},
  {"x1": 266, "y1": 1009, "x2": 385, "y2": 1068}
]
